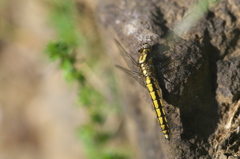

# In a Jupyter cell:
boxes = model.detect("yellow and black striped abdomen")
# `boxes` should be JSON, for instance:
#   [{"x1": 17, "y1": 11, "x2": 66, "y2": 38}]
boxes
[{"x1": 145, "y1": 76, "x2": 170, "y2": 139}]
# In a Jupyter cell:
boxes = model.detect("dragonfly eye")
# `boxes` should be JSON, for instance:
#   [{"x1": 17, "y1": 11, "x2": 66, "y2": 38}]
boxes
[
  {"x1": 141, "y1": 43, "x2": 151, "y2": 49},
  {"x1": 138, "y1": 43, "x2": 151, "y2": 53}
]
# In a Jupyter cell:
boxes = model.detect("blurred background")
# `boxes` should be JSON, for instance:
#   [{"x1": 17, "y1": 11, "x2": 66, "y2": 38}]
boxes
[{"x1": 0, "y1": 0, "x2": 132, "y2": 159}]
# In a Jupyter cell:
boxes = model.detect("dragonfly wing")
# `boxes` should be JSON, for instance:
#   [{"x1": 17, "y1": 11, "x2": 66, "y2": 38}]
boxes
[
  {"x1": 116, "y1": 65, "x2": 146, "y2": 88},
  {"x1": 156, "y1": 57, "x2": 180, "y2": 74},
  {"x1": 115, "y1": 39, "x2": 140, "y2": 72},
  {"x1": 154, "y1": 37, "x2": 202, "y2": 82}
]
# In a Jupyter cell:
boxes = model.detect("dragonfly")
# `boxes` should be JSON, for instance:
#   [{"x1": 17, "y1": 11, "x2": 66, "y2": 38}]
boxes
[
  {"x1": 114, "y1": 0, "x2": 215, "y2": 140},
  {"x1": 115, "y1": 35, "x2": 205, "y2": 139},
  {"x1": 115, "y1": 40, "x2": 172, "y2": 139}
]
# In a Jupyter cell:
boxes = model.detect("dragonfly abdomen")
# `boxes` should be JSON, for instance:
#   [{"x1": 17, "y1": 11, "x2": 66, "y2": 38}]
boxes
[{"x1": 145, "y1": 75, "x2": 170, "y2": 139}]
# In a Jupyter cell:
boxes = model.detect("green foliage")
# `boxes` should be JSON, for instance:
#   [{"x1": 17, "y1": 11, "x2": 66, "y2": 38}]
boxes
[
  {"x1": 46, "y1": 41, "x2": 85, "y2": 82},
  {"x1": 77, "y1": 126, "x2": 129, "y2": 159},
  {"x1": 45, "y1": 0, "x2": 131, "y2": 159},
  {"x1": 49, "y1": 0, "x2": 79, "y2": 46}
]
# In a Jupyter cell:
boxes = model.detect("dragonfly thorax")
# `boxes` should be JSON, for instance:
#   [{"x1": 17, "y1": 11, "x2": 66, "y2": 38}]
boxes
[
  {"x1": 138, "y1": 43, "x2": 152, "y2": 64},
  {"x1": 140, "y1": 62, "x2": 154, "y2": 76}
]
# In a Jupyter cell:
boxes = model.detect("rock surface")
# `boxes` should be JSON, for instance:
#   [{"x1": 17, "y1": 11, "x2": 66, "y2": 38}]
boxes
[{"x1": 98, "y1": 0, "x2": 240, "y2": 158}]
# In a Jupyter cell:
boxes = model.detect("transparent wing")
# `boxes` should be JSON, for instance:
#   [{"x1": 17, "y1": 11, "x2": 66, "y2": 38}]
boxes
[
  {"x1": 154, "y1": 36, "x2": 203, "y2": 76},
  {"x1": 114, "y1": 39, "x2": 140, "y2": 72},
  {"x1": 116, "y1": 65, "x2": 146, "y2": 88}
]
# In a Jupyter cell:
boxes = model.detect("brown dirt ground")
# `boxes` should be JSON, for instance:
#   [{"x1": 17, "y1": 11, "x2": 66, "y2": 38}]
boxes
[{"x1": 0, "y1": 0, "x2": 87, "y2": 159}]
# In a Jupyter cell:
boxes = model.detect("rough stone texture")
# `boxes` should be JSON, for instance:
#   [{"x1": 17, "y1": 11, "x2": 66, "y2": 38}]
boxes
[{"x1": 97, "y1": 0, "x2": 240, "y2": 158}]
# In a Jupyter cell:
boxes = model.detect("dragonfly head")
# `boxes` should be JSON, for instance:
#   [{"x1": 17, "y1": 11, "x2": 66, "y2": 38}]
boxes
[{"x1": 138, "y1": 43, "x2": 152, "y2": 55}]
